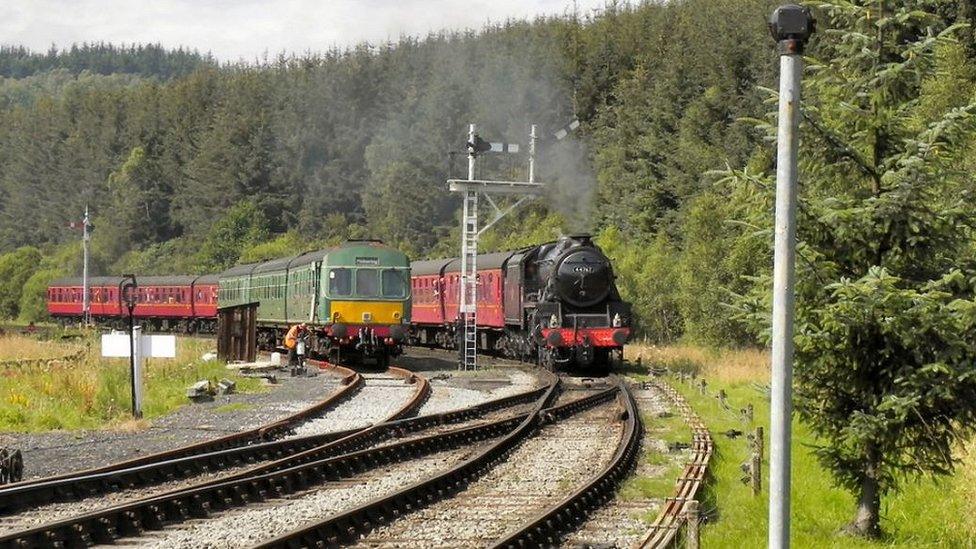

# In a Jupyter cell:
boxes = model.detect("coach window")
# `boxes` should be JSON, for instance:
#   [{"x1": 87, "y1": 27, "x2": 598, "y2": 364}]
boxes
[
  {"x1": 356, "y1": 269, "x2": 380, "y2": 298},
  {"x1": 329, "y1": 268, "x2": 352, "y2": 296},
  {"x1": 382, "y1": 269, "x2": 406, "y2": 298}
]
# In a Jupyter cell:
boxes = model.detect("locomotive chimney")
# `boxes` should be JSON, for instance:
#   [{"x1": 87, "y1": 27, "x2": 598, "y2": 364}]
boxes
[{"x1": 566, "y1": 233, "x2": 592, "y2": 245}]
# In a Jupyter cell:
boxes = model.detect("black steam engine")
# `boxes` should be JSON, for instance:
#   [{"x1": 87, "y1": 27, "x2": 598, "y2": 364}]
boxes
[
  {"x1": 527, "y1": 235, "x2": 631, "y2": 371},
  {"x1": 410, "y1": 234, "x2": 632, "y2": 373}
]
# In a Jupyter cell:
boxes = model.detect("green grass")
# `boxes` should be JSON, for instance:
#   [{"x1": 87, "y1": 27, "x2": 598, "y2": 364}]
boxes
[
  {"x1": 655, "y1": 373, "x2": 975, "y2": 548},
  {"x1": 0, "y1": 336, "x2": 264, "y2": 431},
  {"x1": 621, "y1": 463, "x2": 683, "y2": 500}
]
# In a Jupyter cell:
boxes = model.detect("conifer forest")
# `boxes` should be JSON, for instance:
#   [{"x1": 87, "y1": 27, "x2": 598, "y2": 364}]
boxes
[{"x1": 2, "y1": 0, "x2": 976, "y2": 541}]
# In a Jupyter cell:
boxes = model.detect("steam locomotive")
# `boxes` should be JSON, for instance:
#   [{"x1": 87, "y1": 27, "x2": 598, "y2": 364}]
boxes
[{"x1": 410, "y1": 235, "x2": 632, "y2": 372}]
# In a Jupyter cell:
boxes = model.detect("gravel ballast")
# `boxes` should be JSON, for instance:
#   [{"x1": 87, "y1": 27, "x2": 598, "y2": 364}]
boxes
[
  {"x1": 354, "y1": 398, "x2": 624, "y2": 547},
  {"x1": 561, "y1": 382, "x2": 676, "y2": 548},
  {"x1": 125, "y1": 444, "x2": 492, "y2": 548},
  {"x1": 288, "y1": 373, "x2": 421, "y2": 437},
  {"x1": 417, "y1": 370, "x2": 539, "y2": 416}
]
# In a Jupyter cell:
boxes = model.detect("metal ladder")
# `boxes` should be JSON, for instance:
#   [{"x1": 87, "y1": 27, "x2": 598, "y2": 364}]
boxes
[{"x1": 459, "y1": 190, "x2": 479, "y2": 370}]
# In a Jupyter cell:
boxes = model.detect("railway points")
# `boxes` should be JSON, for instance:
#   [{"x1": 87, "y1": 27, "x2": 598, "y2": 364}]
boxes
[{"x1": 0, "y1": 360, "x2": 566, "y2": 548}]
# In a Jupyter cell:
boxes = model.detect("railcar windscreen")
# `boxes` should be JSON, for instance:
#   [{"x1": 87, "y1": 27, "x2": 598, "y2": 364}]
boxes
[
  {"x1": 329, "y1": 268, "x2": 352, "y2": 296},
  {"x1": 356, "y1": 269, "x2": 380, "y2": 297},
  {"x1": 382, "y1": 269, "x2": 407, "y2": 298}
]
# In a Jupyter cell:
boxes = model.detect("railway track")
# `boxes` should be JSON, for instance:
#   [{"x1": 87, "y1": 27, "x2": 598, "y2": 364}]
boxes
[
  {"x1": 2, "y1": 348, "x2": 686, "y2": 549},
  {"x1": 490, "y1": 379, "x2": 641, "y2": 549},
  {"x1": 0, "y1": 366, "x2": 550, "y2": 547},
  {"x1": 636, "y1": 379, "x2": 713, "y2": 549},
  {"x1": 255, "y1": 377, "x2": 635, "y2": 548},
  {"x1": 0, "y1": 362, "x2": 425, "y2": 538}
]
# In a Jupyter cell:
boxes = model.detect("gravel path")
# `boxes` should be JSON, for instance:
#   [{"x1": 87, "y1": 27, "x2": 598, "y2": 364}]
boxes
[
  {"x1": 123, "y1": 444, "x2": 493, "y2": 548},
  {"x1": 417, "y1": 370, "x2": 539, "y2": 416},
  {"x1": 0, "y1": 370, "x2": 342, "y2": 480},
  {"x1": 561, "y1": 383, "x2": 675, "y2": 548},
  {"x1": 355, "y1": 399, "x2": 624, "y2": 548},
  {"x1": 289, "y1": 373, "x2": 421, "y2": 437}
]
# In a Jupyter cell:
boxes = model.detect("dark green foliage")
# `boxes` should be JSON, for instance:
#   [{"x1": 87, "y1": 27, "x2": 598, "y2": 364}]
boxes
[
  {"x1": 196, "y1": 202, "x2": 270, "y2": 271},
  {"x1": 18, "y1": 269, "x2": 60, "y2": 322},
  {"x1": 0, "y1": 247, "x2": 42, "y2": 318},
  {"x1": 597, "y1": 226, "x2": 683, "y2": 343},
  {"x1": 794, "y1": 268, "x2": 976, "y2": 492},
  {"x1": 591, "y1": 0, "x2": 779, "y2": 237}
]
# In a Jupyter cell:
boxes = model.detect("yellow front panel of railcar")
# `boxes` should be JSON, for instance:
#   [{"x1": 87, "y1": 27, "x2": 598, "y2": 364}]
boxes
[{"x1": 328, "y1": 301, "x2": 404, "y2": 324}]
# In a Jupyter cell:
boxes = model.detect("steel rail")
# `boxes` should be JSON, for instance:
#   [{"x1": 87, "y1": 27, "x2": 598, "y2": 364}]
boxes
[
  {"x1": 252, "y1": 376, "x2": 628, "y2": 549},
  {"x1": 489, "y1": 378, "x2": 641, "y2": 548},
  {"x1": 0, "y1": 370, "x2": 549, "y2": 548},
  {"x1": 637, "y1": 380, "x2": 713, "y2": 549}
]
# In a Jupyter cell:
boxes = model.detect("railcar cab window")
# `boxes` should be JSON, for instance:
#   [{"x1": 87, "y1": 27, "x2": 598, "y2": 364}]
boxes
[
  {"x1": 382, "y1": 269, "x2": 407, "y2": 298},
  {"x1": 329, "y1": 268, "x2": 352, "y2": 296},
  {"x1": 356, "y1": 269, "x2": 380, "y2": 297}
]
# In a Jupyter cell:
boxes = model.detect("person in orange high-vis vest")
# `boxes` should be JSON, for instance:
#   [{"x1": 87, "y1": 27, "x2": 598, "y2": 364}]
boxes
[{"x1": 285, "y1": 323, "x2": 308, "y2": 366}]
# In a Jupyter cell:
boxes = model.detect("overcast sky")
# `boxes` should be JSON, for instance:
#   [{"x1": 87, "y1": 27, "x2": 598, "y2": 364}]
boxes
[{"x1": 1, "y1": 1, "x2": 610, "y2": 62}]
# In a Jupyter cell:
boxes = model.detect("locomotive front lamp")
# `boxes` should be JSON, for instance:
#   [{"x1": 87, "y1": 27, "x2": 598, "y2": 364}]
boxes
[{"x1": 768, "y1": 4, "x2": 815, "y2": 53}]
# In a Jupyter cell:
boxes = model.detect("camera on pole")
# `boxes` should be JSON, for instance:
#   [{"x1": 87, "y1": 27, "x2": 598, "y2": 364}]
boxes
[{"x1": 769, "y1": 5, "x2": 815, "y2": 53}]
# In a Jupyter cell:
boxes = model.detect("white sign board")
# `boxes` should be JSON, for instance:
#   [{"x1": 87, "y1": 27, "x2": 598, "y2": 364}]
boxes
[
  {"x1": 101, "y1": 333, "x2": 131, "y2": 357},
  {"x1": 143, "y1": 335, "x2": 176, "y2": 358},
  {"x1": 101, "y1": 333, "x2": 176, "y2": 358},
  {"x1": 101, "y1": 329, "x2": 177, "y2": 419}
]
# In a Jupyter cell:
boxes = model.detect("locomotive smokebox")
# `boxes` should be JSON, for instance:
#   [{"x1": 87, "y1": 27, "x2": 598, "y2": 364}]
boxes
[{"x1": 543, "y1": 235, "x2": 613, "y2": 308}]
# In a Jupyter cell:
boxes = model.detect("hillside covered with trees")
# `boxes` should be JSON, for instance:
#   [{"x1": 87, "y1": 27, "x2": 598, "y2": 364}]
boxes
[{"x1": 0, "y1": 0, "x2": 973, "y2": 346}]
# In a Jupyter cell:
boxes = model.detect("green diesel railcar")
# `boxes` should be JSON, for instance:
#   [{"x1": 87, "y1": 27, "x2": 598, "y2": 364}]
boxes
[{"x1": 218, "y1": 240, "x2": 411, "y2": 365}]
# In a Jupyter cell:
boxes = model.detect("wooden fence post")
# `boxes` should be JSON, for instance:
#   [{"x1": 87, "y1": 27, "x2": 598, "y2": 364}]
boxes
[
  {"x1": 752, "y1": 426, "x2": 764, "y2": 496},
  {"x1": 718, "y1": 389, "x2": 729, "y2": 410},
  {"x1": 684, "y1": 499, "x2": 700, "y2": 549}
]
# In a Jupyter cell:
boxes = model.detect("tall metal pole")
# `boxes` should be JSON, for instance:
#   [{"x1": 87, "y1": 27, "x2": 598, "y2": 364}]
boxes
[
  {"x1": 82, "y1": 205, "x2": 91, "y2": 327},
  {"x1": 767, "y1": 6, "x2": 813, "y2": 549},
  {"x1": 528, "y1": 124, "x2": 537, "y2": 183}
]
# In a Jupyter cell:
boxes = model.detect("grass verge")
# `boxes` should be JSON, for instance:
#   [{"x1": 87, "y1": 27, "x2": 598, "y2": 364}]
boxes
[
  {"x1": 0, "y1": 335, "x2": 264, "y2": 431},
  {"x1": 0, "y1": 332, "x2": 84, "y2": 361},
  {"x1": 625, "y1": 344, "x2": 975, "y2": 548}
]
